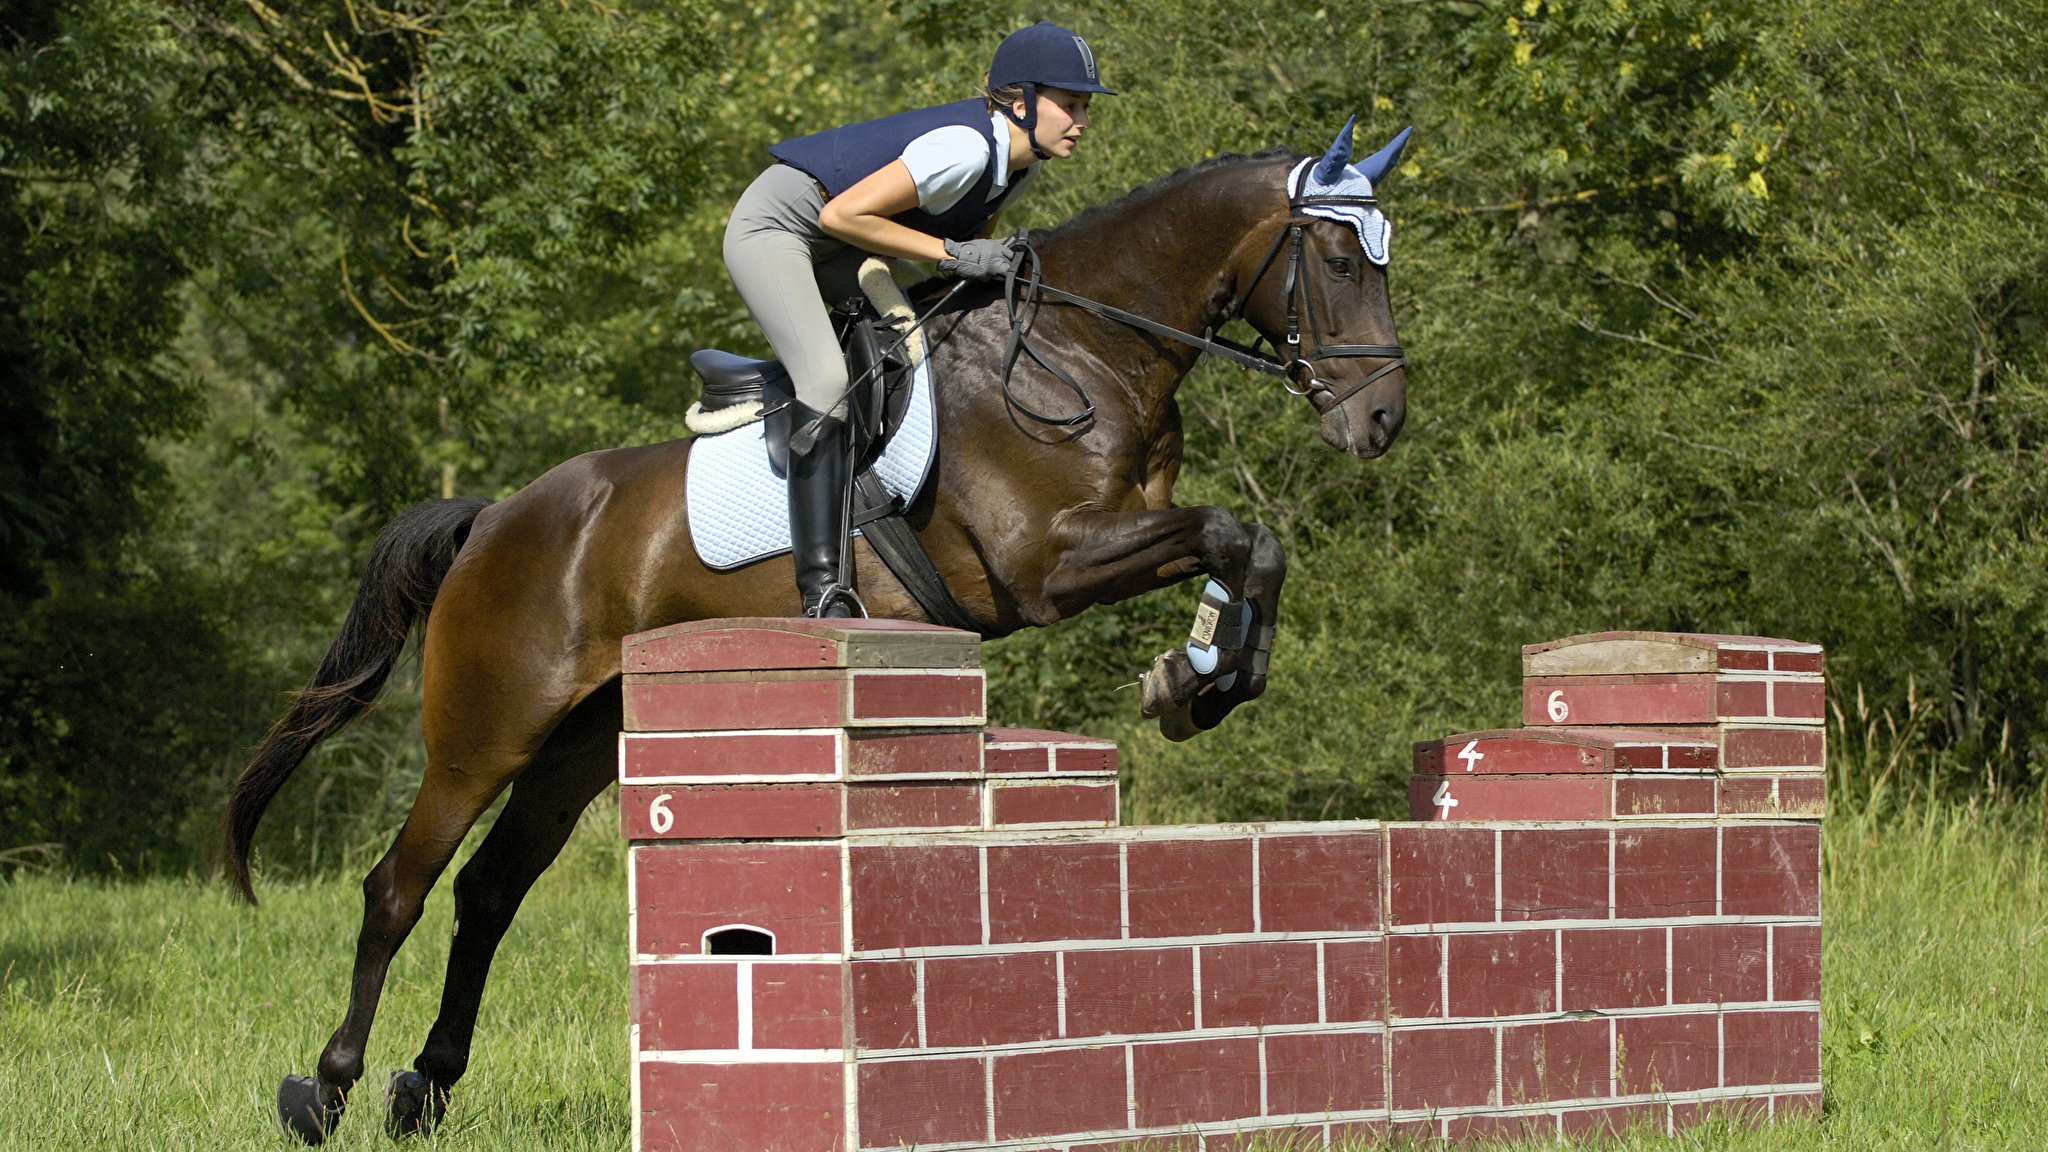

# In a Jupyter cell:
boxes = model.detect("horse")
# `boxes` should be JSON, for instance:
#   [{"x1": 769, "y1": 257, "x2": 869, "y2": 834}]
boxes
[{"x1": 233, "y1": 127, "x2": 1411, "y2": 1142}]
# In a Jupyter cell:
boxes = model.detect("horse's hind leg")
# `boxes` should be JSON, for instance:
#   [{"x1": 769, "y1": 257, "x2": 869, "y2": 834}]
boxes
[
  {"x1": 385, "y1": 680, "x2": 621, "y2": 1137},
  {"x1": 276, "y1": 635, "x2": 594, "y2": 1146},
  {"x1": 277, "y1": 750, "x2": 518, "y2": 1143}
]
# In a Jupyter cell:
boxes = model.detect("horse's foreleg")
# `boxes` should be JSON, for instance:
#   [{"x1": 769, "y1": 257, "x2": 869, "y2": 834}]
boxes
[
  {"x1": 1038, "y1": 506, "x2": 1286, "y2": 733},
  {"x1": 390, "y1": 683, "x2": 622, "y2": 1137},
  {"x1": 1182, "y1": 521, "x2": 1286, "y2": 733}
]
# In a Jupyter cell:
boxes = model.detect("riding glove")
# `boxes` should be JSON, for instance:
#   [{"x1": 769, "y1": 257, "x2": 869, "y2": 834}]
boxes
[{"x1": 939, "y1": 237, "x2": 1018, "y2": 281}]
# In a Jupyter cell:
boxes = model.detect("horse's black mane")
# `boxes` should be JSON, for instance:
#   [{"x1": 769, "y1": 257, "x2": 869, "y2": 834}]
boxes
[
  {"x1": 905, "y1": 148, "x2": 1302, "y2": 310},
  {"x1": 1037, "y1": 148, "x2": 1302, "y2": 242}
]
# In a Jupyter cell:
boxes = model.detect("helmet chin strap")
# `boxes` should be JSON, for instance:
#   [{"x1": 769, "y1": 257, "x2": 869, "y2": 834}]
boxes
[{"x1": 999, "y1": 82, "x2": 1053, "y2": 161}]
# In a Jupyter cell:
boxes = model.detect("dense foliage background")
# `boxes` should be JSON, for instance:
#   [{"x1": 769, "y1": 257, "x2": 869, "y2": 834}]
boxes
[{"x1": 4, "y1": 0, "x2": 2044, "y2": 877}]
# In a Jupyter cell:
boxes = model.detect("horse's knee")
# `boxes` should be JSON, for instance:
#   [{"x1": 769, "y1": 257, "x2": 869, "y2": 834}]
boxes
[{"x1": 1249, "y1": 522, "x2": 1286, "y2": 576}]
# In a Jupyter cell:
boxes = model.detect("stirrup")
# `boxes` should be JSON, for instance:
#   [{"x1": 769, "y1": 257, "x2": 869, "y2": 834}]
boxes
[{"x1": 808, "y1": 582, "x2": 868, "y2": 619}]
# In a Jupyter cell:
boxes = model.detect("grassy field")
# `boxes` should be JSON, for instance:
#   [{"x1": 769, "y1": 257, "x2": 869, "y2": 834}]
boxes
[{"x1": 3, "y1": 797, "x2": 2044, "y2": 1150}]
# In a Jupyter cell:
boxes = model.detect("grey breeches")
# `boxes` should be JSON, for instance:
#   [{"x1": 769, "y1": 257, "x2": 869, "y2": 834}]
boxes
[{"x1": 723, "y1": 164, "x2": 871, "y2": 418}]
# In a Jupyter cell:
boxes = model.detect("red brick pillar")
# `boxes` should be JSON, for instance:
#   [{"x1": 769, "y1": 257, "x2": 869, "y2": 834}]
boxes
[
  {"x1": 1401, "y1": 631, "x2": 1824, "y2": 1139},
  {"x1": 618, "y1": 618, "x2": 1117, "y2": 1152}
]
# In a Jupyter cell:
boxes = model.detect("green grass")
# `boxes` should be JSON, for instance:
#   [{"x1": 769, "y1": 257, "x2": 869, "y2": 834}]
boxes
[{"x1": 4, "y1": 798, "x2": 2044, "y2": 1150}]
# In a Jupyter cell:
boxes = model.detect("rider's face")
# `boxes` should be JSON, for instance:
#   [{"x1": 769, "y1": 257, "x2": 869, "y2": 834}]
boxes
[{"x1": 1016, "y1": 88, "x2": 1092, "y2": 159}]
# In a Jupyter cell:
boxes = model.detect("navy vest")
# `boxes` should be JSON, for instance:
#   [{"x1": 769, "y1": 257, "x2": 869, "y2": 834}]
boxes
[{"x1": 769, "y1": 100, "x2": 1017, "y2": 242}]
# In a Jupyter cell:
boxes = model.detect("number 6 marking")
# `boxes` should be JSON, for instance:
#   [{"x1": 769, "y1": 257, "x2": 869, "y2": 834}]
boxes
[
  {"x1": 649, "y1": 792, "x2": 674, "y2": 835},
  {"x1": 1546, "y1": 690, "x2": 1569, "y2": 723}
]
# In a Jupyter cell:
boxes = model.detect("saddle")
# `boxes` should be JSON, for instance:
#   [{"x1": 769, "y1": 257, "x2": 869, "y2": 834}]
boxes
[
  {"x1": 686, "y1": 298, "x2": 916, "y2": 481},
  {"x1": 684, "y1": 261, "x2": 977, "y2": 632}
]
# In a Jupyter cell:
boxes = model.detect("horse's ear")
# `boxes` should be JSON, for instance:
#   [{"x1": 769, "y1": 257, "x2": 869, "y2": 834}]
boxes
[
  {"x1": 1354, "y1": 126, "x2": 1414, "y2": 184},
  {"x1": 1312, "y1": 114, "x2": 1357, "y2": 184}
]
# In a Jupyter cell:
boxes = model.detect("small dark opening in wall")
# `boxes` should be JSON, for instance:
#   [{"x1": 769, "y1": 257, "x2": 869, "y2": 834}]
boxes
[{"x1": 705, "y1": 927, "x2": 774, "y2": 955}]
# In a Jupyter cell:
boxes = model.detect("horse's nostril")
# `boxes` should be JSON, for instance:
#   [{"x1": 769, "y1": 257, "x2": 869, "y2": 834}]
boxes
[{"x1": 1371, "y1": 406, "x2": 1394, "y2": 430}]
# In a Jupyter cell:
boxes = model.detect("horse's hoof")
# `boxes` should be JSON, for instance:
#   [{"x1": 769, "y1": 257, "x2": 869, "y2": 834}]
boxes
[
  {"x1": 384, "y1": 1070, "x2": 448, "y2": 1138},
  {"x1": 1139, "y1": 650, "x2": 1199, "y2": 718},
  {"x1": 1158, "y1": 701, "x2": 1201, "y2": 742},
  {"x1": 277, "y1": 1074, "x2": 340, "y2": 1145}
]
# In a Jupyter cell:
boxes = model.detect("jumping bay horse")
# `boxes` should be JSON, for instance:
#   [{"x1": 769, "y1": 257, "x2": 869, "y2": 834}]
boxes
[{"x1": 233, "y1": 131, "x2": 1411, "y2": 1142}]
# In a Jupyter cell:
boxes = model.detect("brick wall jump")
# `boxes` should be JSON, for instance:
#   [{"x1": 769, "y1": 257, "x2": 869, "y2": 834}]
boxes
[{"x1": 619, "y1": 621, "x2": 1824, "y2": 1152}]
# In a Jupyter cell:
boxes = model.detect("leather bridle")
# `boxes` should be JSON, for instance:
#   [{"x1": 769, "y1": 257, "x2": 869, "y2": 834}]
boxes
[
  {"x1": 1220, "y1": 190, "x2": 1407, "y2": 409},
  {"x1": 992, "y1": 185, "x2": 1406, "y2": 425}
]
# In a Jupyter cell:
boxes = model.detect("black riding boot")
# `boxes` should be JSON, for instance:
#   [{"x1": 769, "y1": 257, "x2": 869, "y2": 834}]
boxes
[{"x1": 786, "y1": 403, "x2": 854, "y2": 618}]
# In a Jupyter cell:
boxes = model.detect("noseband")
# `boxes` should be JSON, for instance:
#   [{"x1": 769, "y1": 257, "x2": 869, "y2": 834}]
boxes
[{"x1": 990, "y1": 187, "x2": 1405, "y2": 426}]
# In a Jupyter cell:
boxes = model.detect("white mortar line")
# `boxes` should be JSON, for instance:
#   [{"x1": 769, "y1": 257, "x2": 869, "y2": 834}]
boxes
[
  {"x1": 1125, "y1": 1044, "x2": 1138, "y2": 1129},
  {"x1": 839, "y1": 840, "x2": 854, "y2": 957},
  {"x1": 1716, "y1": 825, "x2": 1726, "y2": 916},
  {"x1": 1493, "y1": 1024, "x2": 1503, "y2": 1106},
  {"x1": 1440, "y1": 934, "x2": 1451, "y2": 1017},
  {"x1": 1554, "y1": 928, "x2": 1564, "y2": 1012},
  {"x1": 979, "y1": 846, "x2": 991, "y2": 946},
  {"x1": 1608, "y1": 828, "x2": 1617, "y2": 920},
  {"x1": 1192, "y1": 946, "x2": 1205, "y2": 1029},
  {"x1": 1316, "y1": 941, "x2": 1328, "y2": 1024},
  {"x1": 630, "y1": 1022, "x2": 642, "y2": 1152},
  {"x1": 1251, "y1": 836, "x2": 1263, "y2": 933},
  {"x1": 1717, "y1": 1010, "x2": 1727, "y2": 1088},
  {"x1": 915, "y1": 959, "x2": 927, "y2": 1048},
  {"x1": 1056, "y1": 951, "x2": 1068, "y2": 1038},
  {"x1": 984, "y1": 1056, "x2": 997, "y2": 1145},
  {"x1": 1119, "y1": 843, "x2": 1131, "y2": 940},
  {"x1": 736, "y1": 962, "x2": 753, "y2": 1050},
  {"x1": 1609, "y1": 1016, "x2": 1618, "y2": 1096}
]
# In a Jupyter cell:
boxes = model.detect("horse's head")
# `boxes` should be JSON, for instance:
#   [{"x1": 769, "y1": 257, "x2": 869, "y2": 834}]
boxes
[{"x1": 1236, "y1": 120, "x2": 1412, "y2": 459}]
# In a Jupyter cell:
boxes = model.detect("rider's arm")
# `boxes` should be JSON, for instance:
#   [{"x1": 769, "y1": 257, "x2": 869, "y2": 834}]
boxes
[{"x1": 818, "y1": 161, "x2": 952, "y2": 263}]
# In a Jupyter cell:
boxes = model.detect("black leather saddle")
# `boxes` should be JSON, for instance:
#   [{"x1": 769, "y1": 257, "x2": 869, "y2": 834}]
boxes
[
  {"x1": 689, "y1": 349, "x2": 797, "y2": 476},
  {"x1": 688, "y1": 304, "x2": 914, "y2": 480}
]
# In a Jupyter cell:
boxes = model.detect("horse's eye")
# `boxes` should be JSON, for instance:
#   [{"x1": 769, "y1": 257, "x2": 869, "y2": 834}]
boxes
[{"x1": 1325, "y1": 257, "x2": 1354, "y2": 279}]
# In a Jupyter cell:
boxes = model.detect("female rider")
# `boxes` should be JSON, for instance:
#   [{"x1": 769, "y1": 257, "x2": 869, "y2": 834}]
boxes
[{"x1": 723, "y1": 21, "x2": 1113, "y2": 617}]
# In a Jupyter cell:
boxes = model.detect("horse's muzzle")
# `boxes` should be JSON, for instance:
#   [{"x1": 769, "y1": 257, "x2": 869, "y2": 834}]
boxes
[{"x1": 1315, "y1": 370, "x2": 1407, "y2": 459}]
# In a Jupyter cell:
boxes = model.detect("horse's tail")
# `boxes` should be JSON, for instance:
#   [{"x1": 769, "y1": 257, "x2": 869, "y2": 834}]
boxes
[{"x1": 226, "y1": 496, "x2": 491, "y2": 904}]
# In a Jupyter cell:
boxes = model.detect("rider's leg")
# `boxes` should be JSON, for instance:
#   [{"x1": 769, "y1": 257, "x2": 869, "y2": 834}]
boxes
[
  {"x1": 724, "y1": 166, "x2": 856, "y2": 615},
  {"x1": 784, "y1": 401, "x2": 851, "y2": 616}
]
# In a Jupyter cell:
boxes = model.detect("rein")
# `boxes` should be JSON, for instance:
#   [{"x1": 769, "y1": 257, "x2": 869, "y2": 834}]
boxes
[{"x1": 995, "y1": 189, "x2": 1405, "y2": 425}]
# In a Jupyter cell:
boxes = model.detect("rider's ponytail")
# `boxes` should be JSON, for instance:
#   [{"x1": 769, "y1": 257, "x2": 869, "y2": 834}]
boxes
[{"x1": 982, "y1": 81, "x2": 1027, "y2": 116}]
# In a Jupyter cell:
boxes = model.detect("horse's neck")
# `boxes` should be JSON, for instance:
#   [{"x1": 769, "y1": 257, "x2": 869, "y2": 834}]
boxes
[
  {"x1": 1032, "y1": 162, "x2": 1288, "y2": 416},
  {"x1": 1039, "y1": 170, "x2": 1281, "y2": 333}
]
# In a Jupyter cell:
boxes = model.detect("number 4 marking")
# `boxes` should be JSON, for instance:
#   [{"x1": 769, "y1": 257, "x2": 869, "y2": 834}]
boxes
[
  {"x1": 1457, "y1": 739, "x2": 1484, "y2": 772},
  {"x1": 1431, "y1": 780, "x2": 1459, "y2": 820}
]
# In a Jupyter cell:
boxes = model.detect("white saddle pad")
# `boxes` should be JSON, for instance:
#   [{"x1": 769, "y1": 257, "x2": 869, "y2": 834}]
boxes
[{"x1": 685, "y1": 353, "x2": 938, "y2": 571}]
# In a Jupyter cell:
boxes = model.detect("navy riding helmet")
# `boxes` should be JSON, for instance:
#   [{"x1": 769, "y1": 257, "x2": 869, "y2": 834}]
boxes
[{"x1": 988, "y1": 21, "x2": 1116, "y2": 159}]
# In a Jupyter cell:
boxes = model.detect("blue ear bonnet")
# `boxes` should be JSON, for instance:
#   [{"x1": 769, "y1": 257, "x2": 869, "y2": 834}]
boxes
[{"x1": 1296, "y1": 119, "x2": 1412, "y2": 266}]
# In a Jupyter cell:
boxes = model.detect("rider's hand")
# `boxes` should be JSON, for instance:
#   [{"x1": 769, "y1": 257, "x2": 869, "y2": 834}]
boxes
[{"x1": 939, "y1": 237, "x2": 1017, "y2": 281}]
